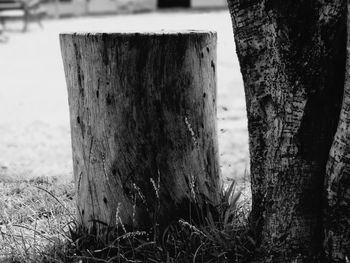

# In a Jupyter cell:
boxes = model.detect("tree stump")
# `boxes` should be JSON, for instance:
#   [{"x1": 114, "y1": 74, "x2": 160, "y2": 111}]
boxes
[{"x1": 60, "y1": 31, "x2": 220, "y2": 234}]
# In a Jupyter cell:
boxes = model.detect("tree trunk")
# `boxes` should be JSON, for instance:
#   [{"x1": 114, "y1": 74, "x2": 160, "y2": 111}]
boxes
[
  {"x1": 324, "y1": 1, "x2": 350, "y2": 261},
  {"x1": 227, "y1": 1, "x2": 347, "y2": 262},
  {"x1": 60, "y1": 31, "x2": 220, "y2": 234}
]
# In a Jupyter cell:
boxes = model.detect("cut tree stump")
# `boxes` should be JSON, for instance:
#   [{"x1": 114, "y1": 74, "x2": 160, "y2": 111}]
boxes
[{"x1": 60, "y1": 31, "x2": 220, "y2": 234}]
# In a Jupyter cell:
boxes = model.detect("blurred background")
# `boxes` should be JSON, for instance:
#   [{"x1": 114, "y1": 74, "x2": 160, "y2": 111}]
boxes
[
  {"x1": 40, "y1": 0, "x2": 227, "y2": 17},
  {"x1": 0, "y1": 0, "x2": 249, "y2": 191}
]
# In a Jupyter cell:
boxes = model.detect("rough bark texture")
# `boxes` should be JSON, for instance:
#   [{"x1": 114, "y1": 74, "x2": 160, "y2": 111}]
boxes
[
  {"x1": 324, "y1": 1, "x2": 350, "y2": 261},
  {"x1": 227, "y1": 1, "x2": 347, "y2": 262},
  {"x1": 60, "y1": 31, "x2": 220, "y2": 233}
]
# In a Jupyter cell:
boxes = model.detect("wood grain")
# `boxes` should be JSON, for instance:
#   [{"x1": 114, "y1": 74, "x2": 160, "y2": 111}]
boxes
[{"x1": 60, "y1": 31, "x2": 220, "y2": 233}]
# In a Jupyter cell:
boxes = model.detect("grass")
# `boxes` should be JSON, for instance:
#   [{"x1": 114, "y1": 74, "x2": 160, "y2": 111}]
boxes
[
  {"x1": 0, "y1": 176, "x2": 253, "y2": 263},
  {"x1": 0, "y1": 176, "x2": 76, "y2": 263}
]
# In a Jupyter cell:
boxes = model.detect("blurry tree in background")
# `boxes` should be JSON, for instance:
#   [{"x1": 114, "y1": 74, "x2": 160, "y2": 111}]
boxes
[{"x1": 227, "y1": 0, "x2": 350, "y2": 262}]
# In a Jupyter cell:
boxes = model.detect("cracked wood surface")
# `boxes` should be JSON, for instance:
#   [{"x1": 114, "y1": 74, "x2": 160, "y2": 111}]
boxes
[
  {"x1": 227, "y1": 0, "x2": 347, "y2": 262},
  {"x1": 60, "y1": 32, "x2": 220, "y2": 233}
]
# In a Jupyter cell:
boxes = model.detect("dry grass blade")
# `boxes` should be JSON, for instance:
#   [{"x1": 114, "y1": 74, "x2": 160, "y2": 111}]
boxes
[
  {"x1": 34, "y1": 185, "x2": 75, "y2": 220},
  {"x1": 1, "y1": 175, "x2": 253, "y2": 263},
  {"x1": 192, "y1": 243, "x2": 204, "y2": 263},
  {"x1": 11, "y1": 224, "x2": 53, "y2": 242},
  {"x1": 224, "y1": 180, "x2": 236, "y2": 203}
]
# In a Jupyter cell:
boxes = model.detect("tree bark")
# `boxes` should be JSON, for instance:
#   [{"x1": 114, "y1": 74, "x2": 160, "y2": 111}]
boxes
[
  {"x1": 60, "y1": 31, "x2": 220, "y2": 234},
  {"x1": 227, "y1": 1, "x2": 347, "y2": 262},
  {"x1": 324, "y1": 1, "x2": 350, "y2": 261}
]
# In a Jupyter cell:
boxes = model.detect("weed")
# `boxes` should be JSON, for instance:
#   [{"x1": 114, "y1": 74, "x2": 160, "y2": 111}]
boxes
[{"x1": 0, "y1": 177, "x2": 253, "y2": 263}]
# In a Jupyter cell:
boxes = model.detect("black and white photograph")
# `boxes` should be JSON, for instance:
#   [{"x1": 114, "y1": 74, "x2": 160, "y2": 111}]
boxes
[{"x1": 0, "y1": 1, "x2": 349, "y2": 262}]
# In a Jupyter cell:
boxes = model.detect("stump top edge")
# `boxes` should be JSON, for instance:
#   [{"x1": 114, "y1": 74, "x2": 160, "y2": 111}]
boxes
[{"x1": 60, "y1": 30, "x2": 217, "y2": 38}]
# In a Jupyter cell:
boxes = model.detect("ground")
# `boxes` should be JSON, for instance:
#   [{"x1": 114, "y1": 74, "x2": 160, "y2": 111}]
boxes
[{"x1": 0, "y1": 10, "x2": 249, "y2": 188}]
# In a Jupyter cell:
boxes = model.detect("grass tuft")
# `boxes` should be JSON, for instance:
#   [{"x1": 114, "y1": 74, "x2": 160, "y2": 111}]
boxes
[
  {"x1": 0, "y1": 178, "x2": 253, "y2": 263},
  {"x1": 0, "y1": 177, "x2": 76, "y2": 263}
]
